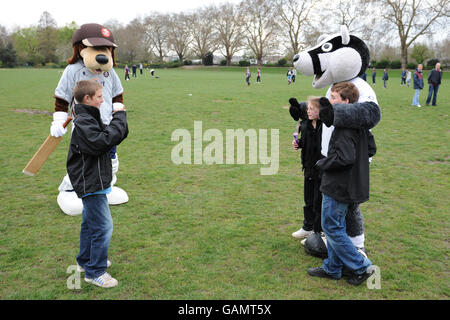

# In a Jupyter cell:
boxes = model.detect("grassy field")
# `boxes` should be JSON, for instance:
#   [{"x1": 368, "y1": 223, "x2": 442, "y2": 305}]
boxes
[{"x1": 0, "y1": 66, "x2": 448, "y2": 300}]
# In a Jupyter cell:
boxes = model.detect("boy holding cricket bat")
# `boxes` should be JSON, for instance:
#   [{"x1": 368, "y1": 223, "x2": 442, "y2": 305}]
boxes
[{"x1": 67, "y1": 80, "x2": 128, "y2": 288}]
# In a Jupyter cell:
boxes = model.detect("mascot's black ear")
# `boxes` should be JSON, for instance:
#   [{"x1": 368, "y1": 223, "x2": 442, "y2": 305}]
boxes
[
  {"x1": 289, "y1": 97, "x2": 301, "y2": 121},
  {"x1": 319, "y1": 97, "x2": 334, "y2": 127}
]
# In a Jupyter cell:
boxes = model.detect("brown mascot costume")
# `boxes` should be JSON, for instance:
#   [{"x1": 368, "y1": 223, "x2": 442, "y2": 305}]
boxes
[{"x1": 51, "y1": 23, "x2": 128, "y2": 216}]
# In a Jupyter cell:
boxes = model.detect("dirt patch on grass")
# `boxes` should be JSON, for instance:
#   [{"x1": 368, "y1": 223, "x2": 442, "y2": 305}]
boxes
[
  {"x1": 427, "y1": 156, "x2": 450, "y2": 164},
  {"x1": 13, "y1": 109, "x2": 53, "y2": 116},
  {"x1": 282, "y1": 105, "x2": 289, "y2": 109}
]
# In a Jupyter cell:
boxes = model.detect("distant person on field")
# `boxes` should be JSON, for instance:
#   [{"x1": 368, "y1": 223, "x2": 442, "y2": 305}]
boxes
[
  {"x1": 292, "y1": 68, "x2": 297, "y2": 83},
  {"x1": 257, "y1": 68, "x2": 261, "y2": 83},
  {"x1": 426, "y1": 62, "x2": 442, "y2": 106},
  {"x1": 382, "y1": 68, "x2": 388, "y2": 88},
  {"x1": 124, "y1": 65, "x2": 130, "y2": 81},
  {"x1": 246, "y1": 67, "x2": 251, "y2": 86},
  {"x1": 371, "y1": 67, "x2": 376, "y2": 85},
  {"x1": 401, "y1": 67, "x2": 407, "y2": 86},
  {"x1": 412, "y1": 64, "x2": 424, "y2": 107},
  {"x1": 360, "y1": 71, "x2": 367, "y2": 81},
  {"x1": 287, "y1": 69, "x2": 293, "y2": 85},
  {"x1": 139, "y1": 63, "x2": 143, "y2": 75},
  {"x1": 132, "y1": 64, "x2": 137, "y2": 77},
  {"x1": 406, "y1": 70, "x2": 412, "y2": 87}
]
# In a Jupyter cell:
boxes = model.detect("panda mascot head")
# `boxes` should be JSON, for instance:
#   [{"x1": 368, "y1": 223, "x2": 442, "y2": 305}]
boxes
[{"x1": 293, "y1": 25, "x2": 370, "y2": 89}]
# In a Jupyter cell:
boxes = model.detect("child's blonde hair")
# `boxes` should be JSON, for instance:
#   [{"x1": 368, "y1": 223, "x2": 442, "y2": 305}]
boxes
[
  {"x1": 307, "y1": 96, "x2": 321, "y2": 109},
  {"x1": 73, "y1": 80, "x2": 102, "y2": 104}
]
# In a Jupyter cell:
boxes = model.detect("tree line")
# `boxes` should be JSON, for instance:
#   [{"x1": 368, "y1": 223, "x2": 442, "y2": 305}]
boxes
[{"x1": 1, "y1": 0, "x2": 449, "y2": 69}]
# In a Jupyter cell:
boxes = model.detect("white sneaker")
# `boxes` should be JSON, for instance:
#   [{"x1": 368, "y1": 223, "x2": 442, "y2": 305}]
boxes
[
  {"x1": 292, "y1": 228, "x2": 313, "y2": 239},
  {"x1": 417, "y1": 104, "x2": 421, "y2": 108},
  {"x1": 85, "y1": 272, "x2": 118, "y2": 288},
  {"x1": 301, "y1": 238, "x2": 306, "y2": 246},
  {"x1": 357, "y1": 247, "x2": 368, "y2": 258},
  {"x1": 77, "y1": 259, "x2": 111, "y2": 273}
]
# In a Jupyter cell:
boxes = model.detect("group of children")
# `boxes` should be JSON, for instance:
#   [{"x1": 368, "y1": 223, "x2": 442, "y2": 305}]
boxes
[
  {"x1": 245, "y1": 67, "x2": 299, "y2": 86},
  {"x1": 371, "y1": 67, "x2": 412, "y2": 88},
  {"x1": 124, "y1": 64, "x2": 150, "y2": 81},
  {"x1": 291, "y1": 82, "x2": 376, "y2": 286},
  {"x1": 67, "y1": 78, "x2": 377, "y2": 289},
  {"x1": 287, "y1": 68, "x2": 296, "y2": 84},
  {"x1": 245, "y1": 67, "x2": 262, "y2": 86}
]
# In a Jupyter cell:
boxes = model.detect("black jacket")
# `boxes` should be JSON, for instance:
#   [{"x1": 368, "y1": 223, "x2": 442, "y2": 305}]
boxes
[
  {"x1": 316, "y1": 127, "x2": 370, "y2": 204},
  {"x1": 67, "y1": 104, "x2": 128, "y2": 198},
  {"x1": 298, "y1": 119, "x2": 323, "y2": 179},
  {"x1": 291, "y1": 101, "x2": 323, "y2": 178},
  {"x1": 427, "y1": 69, "x2": 442, "y2": 86}
]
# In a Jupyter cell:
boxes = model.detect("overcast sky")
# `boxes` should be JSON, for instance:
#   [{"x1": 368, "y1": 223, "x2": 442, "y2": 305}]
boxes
[{"x1": 1, "y1": 0, "x2": 240, "y2": 30}]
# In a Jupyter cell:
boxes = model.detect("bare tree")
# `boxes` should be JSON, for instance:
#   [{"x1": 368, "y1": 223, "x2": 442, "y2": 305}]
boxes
[
  {"x1": 188, "y1": 6, "x2": 218, "y2": 63},
  {"x1": 379, "y1": 0, "x2": 450, "y2": 68},
  {"x1": 167, "y1": 12, "x2": 192, "y2": 62},
  {"x1": 114, "y1": 18, "x2": 148, "y2": 64},
  {"x1": 213, "y1": 3, "x2": 245, "y2": 66},
  {"x1": 37, "y1": 11, "x2": 58, "y2": 64},
  {"x1": 0, "y1": 25, "x2": 9, "y2": 48},
  {"x1": 276, "y1": 0, "x2": 317, "y2": 58},
  {"x1": 240, "y1": 0, "x2": 281, "y2": 65},
  {"x1": 143, "y1": 13, "x2": 169, "y2": 62}
]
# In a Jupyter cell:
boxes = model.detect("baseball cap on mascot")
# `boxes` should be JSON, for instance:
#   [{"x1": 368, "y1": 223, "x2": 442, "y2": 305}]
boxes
[{"x1": 73, "y1": 23, "x2": 117, "y2": 74}]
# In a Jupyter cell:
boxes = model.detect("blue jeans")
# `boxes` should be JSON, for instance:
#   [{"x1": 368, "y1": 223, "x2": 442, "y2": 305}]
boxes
[
  {"x1": 426, "y1": 84, "x2": 439, "y2": 105},
  {"x1": 412, "y1": 89, "x2": 421, "y2": 106},
  {"x1": 321, "y1": 194, "x2": 371, "y2": 278},
  {"x1": 76, "y1": 194, "x2": 113, "y2": 279}
]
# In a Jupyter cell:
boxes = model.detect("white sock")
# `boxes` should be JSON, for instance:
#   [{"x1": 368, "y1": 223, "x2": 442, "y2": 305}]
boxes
[{"x1": 349, "y1": 234, "x2": 365, "y2": 248}]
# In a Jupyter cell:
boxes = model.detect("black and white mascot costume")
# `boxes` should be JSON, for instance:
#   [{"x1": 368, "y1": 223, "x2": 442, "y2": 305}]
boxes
[{"x1": 289, "y1": 26, "x2": 381, "y2": 258}]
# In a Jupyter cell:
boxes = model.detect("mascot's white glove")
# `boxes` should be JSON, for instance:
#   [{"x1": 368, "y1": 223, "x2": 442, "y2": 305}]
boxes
[
  {"x1": 50, "y1": 111, "x2": 69, "y2": 137},
  {"x1": 113, "y1": 102, "x2": 125, "y2": 112}
]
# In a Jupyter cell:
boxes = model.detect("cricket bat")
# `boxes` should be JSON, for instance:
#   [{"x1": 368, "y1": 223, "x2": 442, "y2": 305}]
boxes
[{"x1": 22, "y1": 116, "x2": 73, "y2": 176}]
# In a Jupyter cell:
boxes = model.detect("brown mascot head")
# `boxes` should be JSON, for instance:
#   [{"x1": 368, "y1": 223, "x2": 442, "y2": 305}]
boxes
[{"x1": 67, "y1": 23, "x2": 117, "y2": 74}]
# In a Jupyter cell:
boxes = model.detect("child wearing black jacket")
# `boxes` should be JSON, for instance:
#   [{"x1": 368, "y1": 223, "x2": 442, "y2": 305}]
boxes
[
  {"x1": 291, "y1": 97, "x2": 323, "y2": 239},
  {"x1": 307, "y1": 82, "x2": 374, "y2": 286},
  {"x1": 67, "y1": 80, "x2": 128, "y2": 288}
]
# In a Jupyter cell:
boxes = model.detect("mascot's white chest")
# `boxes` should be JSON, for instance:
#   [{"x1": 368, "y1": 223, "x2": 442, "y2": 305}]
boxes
[{"x1": 55, "y1": 61, "x2": 123, "y2": 125}]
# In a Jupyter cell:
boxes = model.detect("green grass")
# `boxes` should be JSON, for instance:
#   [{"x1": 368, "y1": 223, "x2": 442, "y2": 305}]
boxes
[{"x1": 0, "y1": 66, "x2": 449, "y2": 299}]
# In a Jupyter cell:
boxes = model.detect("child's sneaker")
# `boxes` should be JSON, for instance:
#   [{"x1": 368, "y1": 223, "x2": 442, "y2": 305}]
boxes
[
  {"x1": 292, "y1": 228, "x2": 313, "y2": 239},
  {"x1": 85, "y1": 272, "x2": 118, "y2": 288},
  {"x1": 77, "y1": 259, "x2": 111, "y2": 273}
]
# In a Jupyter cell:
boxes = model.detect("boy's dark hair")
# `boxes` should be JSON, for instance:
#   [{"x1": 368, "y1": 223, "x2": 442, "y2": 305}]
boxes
[
  {"x1": 331, "y1": 82, "x2": 359, "y2": 103},
  {"x1": 73, "y1": 80, "x2": 102, "y2": 103}
]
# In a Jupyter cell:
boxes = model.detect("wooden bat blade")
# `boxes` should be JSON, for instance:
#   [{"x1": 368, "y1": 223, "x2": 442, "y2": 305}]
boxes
[
  {"x1": 23, "y1": 135, "x2": 63, "y2": 176},
  {"x1": 22, "y1": 116, "x2": 72, "y2": 176}
]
